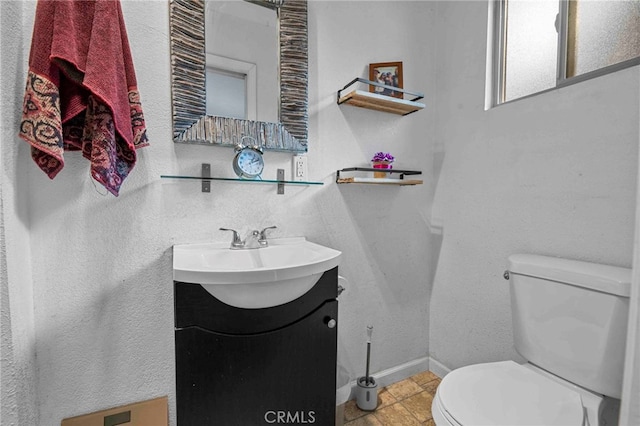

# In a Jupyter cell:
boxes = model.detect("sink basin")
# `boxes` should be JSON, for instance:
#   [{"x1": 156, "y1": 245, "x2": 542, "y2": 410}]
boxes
[{"x1": 173, "y1": 237, "x2": 342, "y2": 309}]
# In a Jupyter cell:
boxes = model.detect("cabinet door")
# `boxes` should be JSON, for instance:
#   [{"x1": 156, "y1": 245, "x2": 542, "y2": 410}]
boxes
[
  {"x1": 175, "y1": 267, "x2": 339, "y2": 335},
  {"x1": 176, "y1": 300, "x2": 338, "y2": 425}
]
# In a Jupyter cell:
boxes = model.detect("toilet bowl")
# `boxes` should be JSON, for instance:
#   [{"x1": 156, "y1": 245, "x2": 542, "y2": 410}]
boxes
[
  {"x1": 432, "y1": 361, "x2": 603, "y2": 426},
  {"x1": 431, "y1": 254, "x2": 631, "y2": 426}
]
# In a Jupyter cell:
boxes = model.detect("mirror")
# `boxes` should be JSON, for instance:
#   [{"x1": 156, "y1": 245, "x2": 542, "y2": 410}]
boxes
[
  {"x1": 170, "y1": 0, "x2": 308, "y2": 152},
  {"x1": 205, "y1": 1, "x2": 278, "y2": 122}
]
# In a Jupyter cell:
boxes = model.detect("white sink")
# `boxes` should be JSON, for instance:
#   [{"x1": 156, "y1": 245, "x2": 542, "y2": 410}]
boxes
[{"x1": 173, "y1": 237, "x2": 342, "y2": 309}]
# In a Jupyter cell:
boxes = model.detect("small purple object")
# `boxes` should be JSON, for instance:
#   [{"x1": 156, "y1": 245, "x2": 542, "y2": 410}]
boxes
[{"x1": 371, "y1": 152, "x2": 394, "y2": 163}]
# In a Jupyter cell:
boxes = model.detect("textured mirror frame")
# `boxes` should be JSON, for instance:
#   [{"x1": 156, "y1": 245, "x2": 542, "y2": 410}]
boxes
[{"x1": 170, "y1": 0, "x2": 308, "y2": 152}]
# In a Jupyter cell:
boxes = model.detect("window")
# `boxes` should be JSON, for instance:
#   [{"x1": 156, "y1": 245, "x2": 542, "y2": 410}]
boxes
[
  {"x1": 206, "y1": 68, "x2": 248, "y2": 120},
  {"x1": 492, "y1": 0, "x2": 640, "y2": 105},
  {"x1": 205, "y1": 53, "x2": 258, "y2": 121}
]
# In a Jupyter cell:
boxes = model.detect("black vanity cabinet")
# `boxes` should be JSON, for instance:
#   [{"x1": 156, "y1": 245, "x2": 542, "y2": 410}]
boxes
[{"x1": 174, "y1": 267, "x2": 339, "y2": 425}]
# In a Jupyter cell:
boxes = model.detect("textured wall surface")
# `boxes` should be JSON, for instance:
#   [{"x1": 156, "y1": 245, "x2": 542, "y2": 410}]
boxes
[
  {"x1": 1, "y1": 1, "x2": 437, "y2": 424},
  {"x1": 1, "y1": 1, "x2": 38, "y2": 425},
  {"x1": 3, "y1": 1, "x2": 637, "y2": 424},
  {"x1": 430, "y1": 0, "x2": 639, "y2": 371}
]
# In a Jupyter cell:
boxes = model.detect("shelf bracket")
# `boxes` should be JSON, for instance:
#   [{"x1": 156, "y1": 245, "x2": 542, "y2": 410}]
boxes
[
  {"x1": 277, "y1": 169, "x2": 285, "y2": 194},
  {"x1": 202, "y1": 163, "x2": 211, "y2": 193}
]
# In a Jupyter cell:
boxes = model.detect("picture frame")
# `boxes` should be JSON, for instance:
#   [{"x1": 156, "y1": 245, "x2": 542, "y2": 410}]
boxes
[{"x1": 369, "y1": 61, "x2": 403, "y2": 98}]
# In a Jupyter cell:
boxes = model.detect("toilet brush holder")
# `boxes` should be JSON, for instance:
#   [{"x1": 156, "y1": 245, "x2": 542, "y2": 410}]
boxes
[{"x1": 355, "y1": 376, "x2": 378, "y2": 411}]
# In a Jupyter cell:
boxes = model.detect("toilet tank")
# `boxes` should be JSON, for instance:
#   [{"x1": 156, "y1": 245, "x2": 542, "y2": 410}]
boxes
[{"x1": 507, "y1": 254, "x2": 631, "y2": 399}]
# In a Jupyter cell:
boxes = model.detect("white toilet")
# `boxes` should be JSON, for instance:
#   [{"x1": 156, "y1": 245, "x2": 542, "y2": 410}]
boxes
[{"x1": 432, "y1": 254, "x2": 631, "y2": 426}]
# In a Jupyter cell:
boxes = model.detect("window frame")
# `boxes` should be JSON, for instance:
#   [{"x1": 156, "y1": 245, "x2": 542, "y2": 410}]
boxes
[
  {"x1": 205, "y1": 53, "x2": 257, "y2": 121},
  {"x1": 491, "y1": 0, "x2": 640, "y2": 107}
]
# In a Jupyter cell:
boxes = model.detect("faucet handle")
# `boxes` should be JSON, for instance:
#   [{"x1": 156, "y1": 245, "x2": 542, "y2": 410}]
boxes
[
  {"x1": 259, "y1": 226, "x2": 277, "y2": 246},
  {"x1": 219, "y1": 228, "x2": 244, "y2": 248}
]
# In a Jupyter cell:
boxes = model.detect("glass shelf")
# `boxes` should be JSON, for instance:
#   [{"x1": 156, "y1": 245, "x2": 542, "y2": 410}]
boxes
[
  {"x1": 160, "y1": 175, "x2": 323, "y2": 186},
  {"x1": 162, "y1": 163, "x2": 323, "y2": 194}
]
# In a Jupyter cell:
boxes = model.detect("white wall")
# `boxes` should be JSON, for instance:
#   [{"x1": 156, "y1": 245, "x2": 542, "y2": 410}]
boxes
[
  {"x1": 1, "y1": 1, "x2": 39, "y2": 425},
  {"x1": 430, "y1": 0, "x2": 639, "y2": 371},
  {"x1": 4, "y1": 0, "x2": 637, "y2": 423},
  {"x1": 1, "y1": 1, "x2": 437, "y2": 424},
  {"x1": 621, "y1": 176, "x2": 640, "y2": 424}
]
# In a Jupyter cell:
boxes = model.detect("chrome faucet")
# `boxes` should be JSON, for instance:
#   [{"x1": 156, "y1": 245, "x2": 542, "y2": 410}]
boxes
[
  {"x1": 220, "y1": 226, "x2": 276, "y2": 249},
  {"x1": 243, "y1": 230, "x2": 262, "y2": 249},
  {"x1": 219, "y1": 228, "x2": 244, "y2": 249},
  {"x1": 259, "y1": 226, "x2": 277, "y2": 247}
]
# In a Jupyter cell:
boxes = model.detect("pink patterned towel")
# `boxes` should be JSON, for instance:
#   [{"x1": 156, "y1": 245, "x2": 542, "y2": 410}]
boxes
[{"x1": 19, "y1": 0, "x2": 149, "y2": 196}]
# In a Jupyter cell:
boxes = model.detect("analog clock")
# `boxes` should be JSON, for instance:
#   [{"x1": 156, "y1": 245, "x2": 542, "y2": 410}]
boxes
[{"x1": 232, "y1": 138, "x2": 264, "y2": 179}]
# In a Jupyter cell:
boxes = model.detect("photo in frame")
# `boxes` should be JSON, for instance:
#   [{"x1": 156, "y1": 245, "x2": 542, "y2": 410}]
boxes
[{"x1": 369, "y1": 61, "x2": 403, "y2": 98}]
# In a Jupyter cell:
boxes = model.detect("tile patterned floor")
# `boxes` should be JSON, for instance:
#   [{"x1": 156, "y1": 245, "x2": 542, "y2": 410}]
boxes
[{"x1": 342, "y1": 371, "x2": 441, "y2": 426}]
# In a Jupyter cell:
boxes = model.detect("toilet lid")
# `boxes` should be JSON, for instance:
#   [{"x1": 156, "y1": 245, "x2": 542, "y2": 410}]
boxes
[{"x1": 437, "y1": 361, "x2": 585, "y2": 426}]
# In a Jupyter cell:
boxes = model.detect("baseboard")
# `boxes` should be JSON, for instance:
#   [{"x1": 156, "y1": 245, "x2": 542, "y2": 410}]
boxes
[
  {"x1": 427, "y1": 357, "x2": 451, "y2": 379},
  {"x1": 372, "y1": 356, "x2": 432, "y2": 389},
  {"x1": 339, "y1": 356, "x2": 431, "y2": 404}
]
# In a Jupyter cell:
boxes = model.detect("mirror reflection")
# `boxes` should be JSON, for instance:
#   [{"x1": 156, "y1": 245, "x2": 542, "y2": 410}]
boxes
[
  {"x1": 169, "y1": 0, "x2": 308, "y2": 152},
  {"x1": 205, "y1": 1, "x2": 278, "y2": 122}
]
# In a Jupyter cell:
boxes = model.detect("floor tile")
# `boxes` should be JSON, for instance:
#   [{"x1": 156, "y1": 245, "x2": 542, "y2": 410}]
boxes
[
  {"x1": 410, "y1": 370, "x2": 440, "y2": 386},
  {"x1": 343, "y1": 370, "x2": 441, "y2": 426},
  {"x1": 401, "y1": 391, "x2": 434, "y2": 423},
  {"x1": 344, "y1": 399, "x2": 367, "y2": 422},
  {"x1": 385, "y1": 378, "x2": 423, "y2": 401},
  {"x1": 376, "y1": 387, "x2": 397, "y2": 409},
  {"x1": 421, "y1": 378, "x2": 441, "y2": 396},
  {"x1": 373, "y1": 403, "x2": 422, "y2": 426},
  {"x1": 344, "y1": 388, "x2": 397, "y2": 421},
  {"x1": 345, "y1": 413, "x2": 384, "y2": 426}
]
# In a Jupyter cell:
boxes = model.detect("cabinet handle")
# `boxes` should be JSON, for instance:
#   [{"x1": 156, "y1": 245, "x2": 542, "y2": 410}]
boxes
[{"x1": 325, "y1": 318, "x2": 337, "y2": 328}]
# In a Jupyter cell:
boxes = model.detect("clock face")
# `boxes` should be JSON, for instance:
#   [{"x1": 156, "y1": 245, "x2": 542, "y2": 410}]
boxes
[{"x1": 234, "y1": 148, "x2": 264, "y2": 179}]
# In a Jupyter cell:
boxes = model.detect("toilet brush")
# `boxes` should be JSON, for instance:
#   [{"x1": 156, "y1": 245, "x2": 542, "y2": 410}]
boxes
[
  {"x1": 356, "y1": 325, "x2": 378, "y2": 411},
  {"x1": 365, "y1": 325, "x2": 373, "y2": 385}
]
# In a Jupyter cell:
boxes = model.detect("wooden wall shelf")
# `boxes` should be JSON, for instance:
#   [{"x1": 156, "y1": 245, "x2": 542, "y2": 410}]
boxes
[
  {"x1": 337, "y1": 78, "x2": 425, "y2": 116},
  {"x1": 336, "y1": 167, "x2": 423, "y2": 186},
  {"x1": 337, "y1": 176, "x2": 423, "y2": 186}
]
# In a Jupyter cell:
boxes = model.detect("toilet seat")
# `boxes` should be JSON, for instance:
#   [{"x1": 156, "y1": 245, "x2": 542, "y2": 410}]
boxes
[{"x1": 434, "y1": 361, "x2": 585, "y2": 426}]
